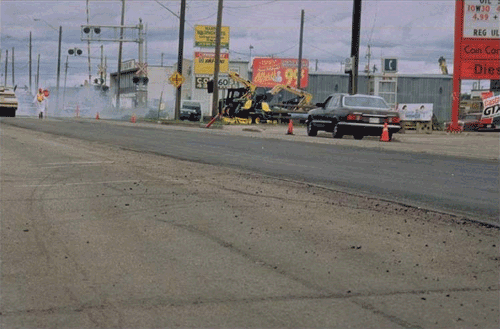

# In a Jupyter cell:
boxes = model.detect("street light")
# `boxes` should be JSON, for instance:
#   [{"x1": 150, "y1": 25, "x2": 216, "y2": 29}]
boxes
[{"x1": 33, "y1": 18, "x2": 58, "y2": 32}]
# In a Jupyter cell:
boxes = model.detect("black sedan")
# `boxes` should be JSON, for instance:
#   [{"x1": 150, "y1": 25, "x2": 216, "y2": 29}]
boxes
[{"x1": 306, "y1": 93, "x2": 401, "y2": 140}]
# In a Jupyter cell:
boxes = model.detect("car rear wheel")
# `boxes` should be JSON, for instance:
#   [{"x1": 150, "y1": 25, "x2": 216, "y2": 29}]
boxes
[
  {"x1": 332, "y1": 123, "x2": 343, "y2": 139},
  {"x1": 307, "y1": 120, "x2": 317, "y2": 136}
]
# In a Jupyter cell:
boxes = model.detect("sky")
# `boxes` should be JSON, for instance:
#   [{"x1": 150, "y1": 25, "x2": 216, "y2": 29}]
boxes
[{"x1": 0, "y1": 0, "x2": 492, "y2": 93}]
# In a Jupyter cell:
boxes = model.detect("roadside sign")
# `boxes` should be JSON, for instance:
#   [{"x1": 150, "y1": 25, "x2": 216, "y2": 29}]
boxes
[
  {"x1": 194, "y1": 52, "x2": 229, "y2": 74},
  {"x1": 194, "y1": 25, "x2": 230, "y2": 48},
  {"x1": 344, "y1": 57, "x2": 353, "y2": 73},
  {"x1": 382, "y1": 58, "x2": 398, "y2": 73},
  {"x1": 482, "y1": 95, "x2": 500, "y2": 120},
  {"x1": 463, "y1": 0, "x2": 500, "y2": 39},
  {"x1": 195, "y1": 74, "x2": 238, "y2": 89},
  {"x1": 169, "y1": 71, "x2": 185, "y2": 88},
  {"x1": 451, "y1": 0, "x2": 500, "y2": 131}
]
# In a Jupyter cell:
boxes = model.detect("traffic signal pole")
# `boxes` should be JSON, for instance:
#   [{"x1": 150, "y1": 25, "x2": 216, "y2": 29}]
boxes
[
  {"x1": 348, "y1": 0, "x2": 362, "y2": 95},
  {"x1": 116, "y1": 0, "x2": 126, "y2": 110}
]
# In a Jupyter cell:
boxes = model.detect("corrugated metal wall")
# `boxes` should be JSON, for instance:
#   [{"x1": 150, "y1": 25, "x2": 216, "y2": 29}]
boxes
[{"x1": 300, "y1": 73, "x2": 452, "y2": 122}]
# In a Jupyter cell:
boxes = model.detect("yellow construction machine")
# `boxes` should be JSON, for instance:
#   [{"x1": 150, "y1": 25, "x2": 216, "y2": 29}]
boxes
[
  {"x1": 268, "y1": 84, "x2": 313, "y2": 111},
  {"x1": 221, "y1": 71, "x2": 273, "y2": 124}
]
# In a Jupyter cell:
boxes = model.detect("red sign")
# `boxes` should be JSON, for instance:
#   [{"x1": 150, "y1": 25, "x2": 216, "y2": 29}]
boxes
[
  {"x1": 451, "y1": 0, "x2": 500, "y2": 131},
  {"x1": 461, "y1": 59, "x2": 500, "y2": 79},
  {"x1": 252, "y1": 58, "x2": 309, "y2": 88},
  {"x1": 460, "y1": 39, "x2": 500, "y2": 60}
]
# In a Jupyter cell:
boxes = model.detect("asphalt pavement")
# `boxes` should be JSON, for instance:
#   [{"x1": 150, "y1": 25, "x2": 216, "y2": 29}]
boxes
[
  {"x1": 1, "y1": 122, "x2": 498, "y2": 328},
  {"x1": 2, "y1": 117, "x2": 497, "y2": 225}
]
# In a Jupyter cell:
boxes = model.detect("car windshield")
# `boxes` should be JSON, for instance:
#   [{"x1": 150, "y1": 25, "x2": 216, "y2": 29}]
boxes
[
  {"x1": 183, "y1": 104, "x2": 200, "y2": 110},
  {"x1": 343, "y1": 96, "x2": 388, "y2": 109}
]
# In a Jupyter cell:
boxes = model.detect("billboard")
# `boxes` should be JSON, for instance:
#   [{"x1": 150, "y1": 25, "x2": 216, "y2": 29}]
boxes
[
  {"x1": 194, "y1": 25, "x2": 230, "y2": 48},
  {"x1": 194, "y1": 52, "x2": 229, "y2": 74},
  {"x1": 396, "y1": 103, "x2": 434, "y2": 121},
  {"x1": 252, "y1": 58, "x2": 309, "y2": 88}
]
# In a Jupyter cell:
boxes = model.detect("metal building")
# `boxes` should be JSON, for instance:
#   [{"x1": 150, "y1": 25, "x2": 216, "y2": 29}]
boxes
[{"x1": 304, "y1": 72, "x2": 453, "y2": 122}]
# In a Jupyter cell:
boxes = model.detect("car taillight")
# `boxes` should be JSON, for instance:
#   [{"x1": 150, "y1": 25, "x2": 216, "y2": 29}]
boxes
[
  {"x1": 347, "y1": 114, "x2": 362, "y2": 121},
  {"x1": 391, "y1": 116, "x2": 400, "y2": 124}
]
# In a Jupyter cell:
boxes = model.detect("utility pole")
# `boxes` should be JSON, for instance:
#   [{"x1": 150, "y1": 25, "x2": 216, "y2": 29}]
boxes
[
  {"x1": 297, "y1": 9, "x2": 304, "y2": 89},
  {"x1": 161, "y1": 52, "x2": 164, "y2": 67},
  {"x1": 11, "y1": 47, "x2": 14, "y2": 86},
  {"x1": 116, "y1": 0, "x2": 125, "y2": 110},
  {"x1": 4, "y1": 49, "x2": 8, "y2": 86},
  {"x1": 63, "y1": 56, "x2": 69, "y2": 109},
  {"x1": 36, "y1": 54, "x2": 40, "y2": 89},
  {"x1": 100, "y1": 45, "x2": 104, "y2": 86},
  {"x1": 29, "y1": 32, "x2": 32, "y2": 95},
  {"x1": 137, "y1": 18, "x2": 146, "y2": 108},
  {"x1": 348, "y1": 0, "x2": 362, "y2": 95},
  {"x1": 175, "y1": 0, "x2": 186, "y2": 120},
  {"x1": 56, "y1": 26, "x2": 62, "y2": 114},
  {"x1": 366, "y1": 44, "x2": 371, "y2": 73},
  {"x1": 211, "y1": 0, "x2": 223, "y2": 117},
  {"x1": 86, "y1": 0, "x2": 92, "y2": 84},
  {"x1": 315, "y1": 59, "x2": 318, "y2": 71},
  {"x1": 104, "y1": 56, "x2": 107, "y2": 85}
]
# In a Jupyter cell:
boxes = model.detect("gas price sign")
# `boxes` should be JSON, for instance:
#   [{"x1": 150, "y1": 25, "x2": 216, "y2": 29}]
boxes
[{"x1": 463, "y1": 0, "x2": 500, "y2": 38}]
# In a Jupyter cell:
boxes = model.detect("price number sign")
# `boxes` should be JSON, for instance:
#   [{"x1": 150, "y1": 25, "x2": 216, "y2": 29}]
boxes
[{"x1": 195, "y1": 76, "x2": 238, "y2": 89}]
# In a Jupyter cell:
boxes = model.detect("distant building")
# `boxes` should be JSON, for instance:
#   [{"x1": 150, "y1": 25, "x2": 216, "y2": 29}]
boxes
[{"x1": 111, "y1": 56, "x2": 459, "y2": 123}]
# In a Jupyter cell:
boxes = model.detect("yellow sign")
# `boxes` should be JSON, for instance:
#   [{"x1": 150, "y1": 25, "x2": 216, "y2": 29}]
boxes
[
  {"x1": 194, "y1": 52, "x2": 229, "y2": 74},
  {"x1": 169, "y1": 72, "x2": 185, "y2": 88},
  {"x1": 194, "y1": 25, "x2": 229, "y2": 48}
]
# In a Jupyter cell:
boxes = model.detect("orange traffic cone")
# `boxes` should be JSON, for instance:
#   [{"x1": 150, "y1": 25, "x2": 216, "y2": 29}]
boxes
[
  {"x1": 286, "y1": 119, "x2": 294, "y2": 135},
  {"x1": 380, "y1": 122, "x2": 390, "y2": 142},
  {"x1": 131, "y1": 114, "x2": 136, "y2": 123},
  {"x1": 96, "y1": 112, "x2": 100, "y2": 120}
]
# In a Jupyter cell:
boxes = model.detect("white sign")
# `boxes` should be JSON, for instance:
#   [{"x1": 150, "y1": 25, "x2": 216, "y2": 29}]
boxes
[
  {"x1": 344, "y1": 57, "x2": 353, "y2": 73},
  {"x1": 396, "y1": 103, "x2": 434, "y2": 121},
  {"x1": 195, "y1": 75, "x2": 239, "y2": 89},
  {"x1": 121, "y1": 59, "x2": 136, "y2": 71},
  {"x1": 482, "y1": 95, "x2": 500, "y2": 119},
  {"x1": 463, "y1": 0, "x2": 500, "y2": 39}
]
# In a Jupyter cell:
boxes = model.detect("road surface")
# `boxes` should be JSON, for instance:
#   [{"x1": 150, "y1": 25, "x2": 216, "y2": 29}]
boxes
[
  {"x1": 3, "y1": 118, "x2": 498, "y2": 224},
  {"x1": 1, "y1": 120, "x2": 498, "y2": 328}
]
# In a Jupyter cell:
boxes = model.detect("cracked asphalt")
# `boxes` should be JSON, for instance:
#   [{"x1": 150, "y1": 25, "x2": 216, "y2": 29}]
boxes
[{"x1": 1, "y1": 123, "x2": 498, "y2": 328}]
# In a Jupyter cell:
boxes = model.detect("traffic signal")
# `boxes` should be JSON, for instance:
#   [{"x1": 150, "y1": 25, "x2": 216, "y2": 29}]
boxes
[
  {"x1": 207, "y1": 80, "x2": 214, "y2": 93},
  {"x1": 68, "y1": 48, "x2": 82, "y2": 56},
  {"x1": 82, "y1": 26, "x2": 101, "y2": 34},
  {"x1": 133, "y1": 77, "x2": 149, "y2": 85}
]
